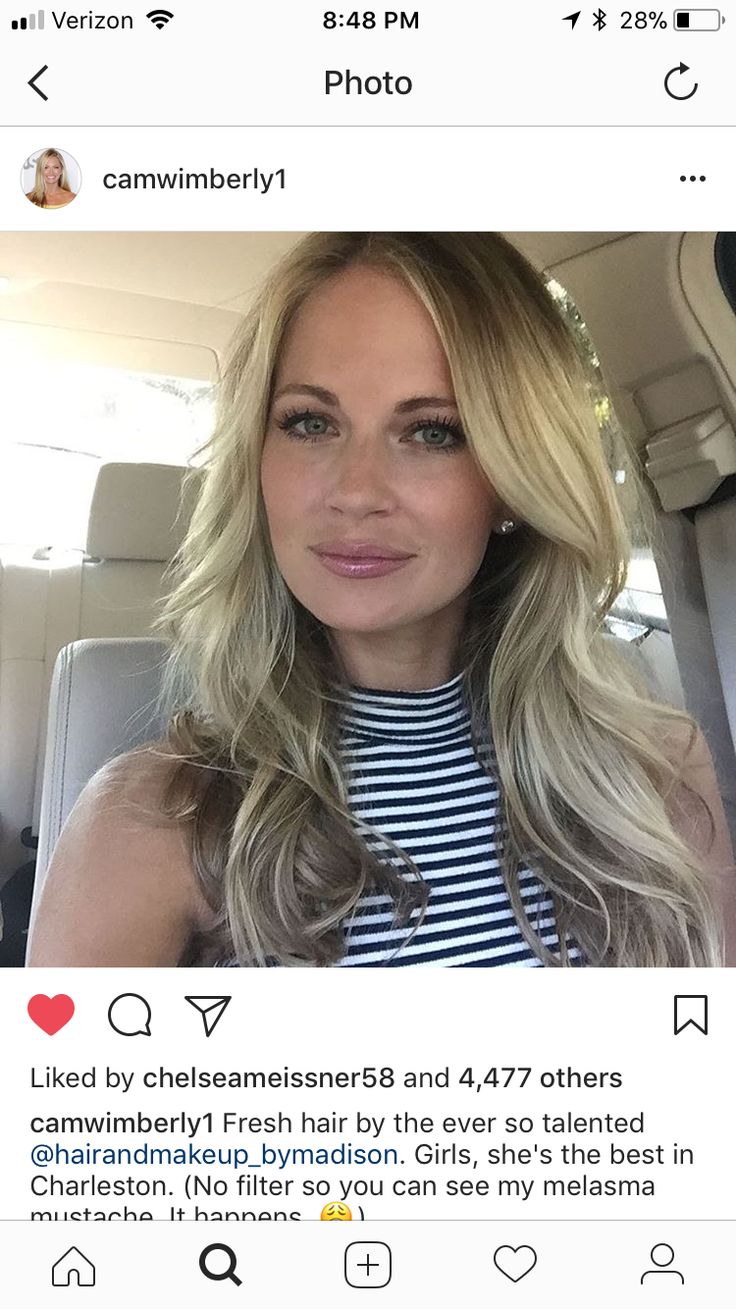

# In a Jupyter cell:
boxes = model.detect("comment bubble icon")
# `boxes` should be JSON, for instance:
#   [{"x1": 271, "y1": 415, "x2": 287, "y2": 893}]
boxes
[{"x1": 108, "y1": 992, "x2": 152, "y2": 1037}]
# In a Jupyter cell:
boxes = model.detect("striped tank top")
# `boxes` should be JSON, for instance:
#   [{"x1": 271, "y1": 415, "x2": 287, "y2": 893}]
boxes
[
  {"x1": 333, "y1": 670, "x2": 577, "y2": 967},
  {"x1": 216, "y1": 670, "x2": 580, "y2": 967}
]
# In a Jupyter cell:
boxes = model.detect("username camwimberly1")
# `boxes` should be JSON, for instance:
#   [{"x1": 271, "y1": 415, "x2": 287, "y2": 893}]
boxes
[{"x1": 102, "y1": 168, "x2": 286, "y2": 193}]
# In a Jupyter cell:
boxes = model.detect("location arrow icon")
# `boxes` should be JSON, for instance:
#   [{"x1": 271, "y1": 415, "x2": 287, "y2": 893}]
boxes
[
  {"x1": 28, "y1": 65, "x2": 49, "y2": 100},
  {"x1": 563, "y1": 11, "x2": 581, "y2": 27},
  {"x1": 185, "y1": 995, "x2": 231, "y2": 1037}
]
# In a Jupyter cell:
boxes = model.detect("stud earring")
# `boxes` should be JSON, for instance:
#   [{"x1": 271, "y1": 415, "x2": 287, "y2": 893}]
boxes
[{"x1": 496, "y1": 519, "x2": 516, "y2": 535}]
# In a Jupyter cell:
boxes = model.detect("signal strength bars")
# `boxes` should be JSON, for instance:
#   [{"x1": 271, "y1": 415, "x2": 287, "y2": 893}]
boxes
[{"x1": 11, "y1": 8, "x2": 45, "y2": 27}]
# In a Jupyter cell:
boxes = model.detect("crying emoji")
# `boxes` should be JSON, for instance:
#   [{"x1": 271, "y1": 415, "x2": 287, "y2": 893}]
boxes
[{"x1": 320, "y1": 1201, "x2": 352, "y2": 1221}]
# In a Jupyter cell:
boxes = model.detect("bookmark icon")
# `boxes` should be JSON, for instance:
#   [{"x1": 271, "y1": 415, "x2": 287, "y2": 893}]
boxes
[
  {"x1": 185, "y1": 995, "x2": 231, "y2": 1037},
  {"x1": 673, "y1": 994, "x2": 708, "y2": 1036}
]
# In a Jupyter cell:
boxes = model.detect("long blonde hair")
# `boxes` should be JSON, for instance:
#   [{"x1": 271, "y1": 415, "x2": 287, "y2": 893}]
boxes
[
  {"x1": 26, "y1": 149, "x2": 73, "y2": 207},
  {"x1": 145, "y1": 232, "x2": 722, "y2": 967}
]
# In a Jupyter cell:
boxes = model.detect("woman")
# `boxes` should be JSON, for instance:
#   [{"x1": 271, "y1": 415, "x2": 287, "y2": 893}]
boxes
[
  {"x1": 27, "y1": 232, "x2": 735, "y2": 968},
  {"x1": 25, "y1": 148, "x2": 76, "y2": 208}
]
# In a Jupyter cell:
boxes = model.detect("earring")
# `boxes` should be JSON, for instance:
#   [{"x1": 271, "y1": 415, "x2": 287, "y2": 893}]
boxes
[{"x1": 496, "y1": 519, "x2": 516, "y2": 535}]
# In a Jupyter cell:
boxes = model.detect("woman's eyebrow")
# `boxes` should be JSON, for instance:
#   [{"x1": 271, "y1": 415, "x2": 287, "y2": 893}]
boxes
[
  {"x1": 394, "y1": 396, "x2": 457, "y2": 413},
  {"x1": 272, "y1": 385, "x2": 457, "y2": 412},
  {"x1": 272, "y1": 383, "x2": 338, "y2": 404}
]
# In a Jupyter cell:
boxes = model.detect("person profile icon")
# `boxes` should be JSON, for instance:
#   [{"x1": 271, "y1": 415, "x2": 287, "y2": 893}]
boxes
[
  {"x1": 640, "y1": 1243, "x2": 684, "y2": 1285},
  {"x1": 22, "y1": 146, "x2": 80, "y2": 209}
]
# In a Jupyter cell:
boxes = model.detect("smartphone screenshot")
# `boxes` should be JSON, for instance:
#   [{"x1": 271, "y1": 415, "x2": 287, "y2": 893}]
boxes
[{"x1": 0, "y1": 2, "x2": 734, "y2": 1302}]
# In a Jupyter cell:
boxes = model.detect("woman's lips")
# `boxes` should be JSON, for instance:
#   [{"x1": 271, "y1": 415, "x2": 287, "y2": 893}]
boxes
[{"x1": 312, "y1": 551, "x2": 414, "y2": 578}]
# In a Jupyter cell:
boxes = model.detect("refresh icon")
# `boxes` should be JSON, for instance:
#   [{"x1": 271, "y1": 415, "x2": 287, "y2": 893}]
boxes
[{"x1": 664, "y1": 63, "x2": 698, "y2": 99}]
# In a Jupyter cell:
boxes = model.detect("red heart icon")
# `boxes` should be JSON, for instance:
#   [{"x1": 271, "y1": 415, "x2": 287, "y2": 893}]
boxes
[{"x1": 27, "y1": 994, "x2": 75, "y2": 1035}]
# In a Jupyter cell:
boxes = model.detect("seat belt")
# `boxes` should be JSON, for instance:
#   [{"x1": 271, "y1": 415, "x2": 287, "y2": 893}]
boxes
[
  {"x1": 692, "y1": 493, "x2": 736, "y2": 850},
  {"x1": 695, "y1": 498, "x2": 736, "y2": 759},
  {"x1": 29, "y1": 549, "x2": 84, "y2": 839}
]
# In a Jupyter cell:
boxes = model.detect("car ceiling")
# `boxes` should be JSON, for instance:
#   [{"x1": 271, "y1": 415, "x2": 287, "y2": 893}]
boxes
[{"x1": 0, "y1": 230, "x2": 631, "y2": 309}]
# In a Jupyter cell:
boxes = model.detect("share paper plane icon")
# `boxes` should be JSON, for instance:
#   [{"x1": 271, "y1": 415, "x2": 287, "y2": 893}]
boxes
[{"x1": 185, "y1": 995, "x2": 231, "y2": 1036}]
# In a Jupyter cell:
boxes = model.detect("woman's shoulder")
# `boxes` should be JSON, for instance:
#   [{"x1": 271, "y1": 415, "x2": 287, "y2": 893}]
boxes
[
  {"x1": 90, "y1": 740, "x2": 182, "y2": 808},
  {"x1": 28, "y1": 741, "x2": 216, "y2": 965},
  {"x1": 92, "y1": 739, "x2": 233, "y2": 824},
  {"x1": 72, "y1": 741, "x2": 206, "y2": 871}
]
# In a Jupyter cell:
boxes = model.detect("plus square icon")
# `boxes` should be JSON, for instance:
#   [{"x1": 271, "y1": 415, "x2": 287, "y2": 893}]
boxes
[{"x1": 344, "y1": 1242, "x2": 392, "y2": 1288}]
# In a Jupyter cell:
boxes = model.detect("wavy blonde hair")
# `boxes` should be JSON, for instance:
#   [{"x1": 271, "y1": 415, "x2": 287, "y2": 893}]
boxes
[
  {"x1": 144, "y1": 232, "x2": 722, "y2": 967},
  {"x1": 26, "y1": 149, "x2": 73, "y2": 207}
]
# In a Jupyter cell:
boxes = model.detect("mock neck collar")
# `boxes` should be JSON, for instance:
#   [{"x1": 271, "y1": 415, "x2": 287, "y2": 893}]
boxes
[{"x1": 340, "y1": 669, "x2": 470, "y2": 740}]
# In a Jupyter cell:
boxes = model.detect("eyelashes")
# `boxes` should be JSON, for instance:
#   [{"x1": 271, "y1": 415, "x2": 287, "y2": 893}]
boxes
[
  {"x1": 275, "y1": 407, "x2": 466, "y2": 455},
  {"x1": 276, "y1": 408, "x2": 332, "y2": 440}
]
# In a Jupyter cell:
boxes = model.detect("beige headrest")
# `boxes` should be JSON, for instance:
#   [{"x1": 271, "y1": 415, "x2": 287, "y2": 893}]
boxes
[{"x1": 86, "y1": 462, "x2": 202, "y2": 561}]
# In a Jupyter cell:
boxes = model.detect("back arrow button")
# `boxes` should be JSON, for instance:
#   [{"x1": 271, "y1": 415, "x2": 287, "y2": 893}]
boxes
[{"x1": 28, "y1": 65, "x2": 49, "y2": 100}]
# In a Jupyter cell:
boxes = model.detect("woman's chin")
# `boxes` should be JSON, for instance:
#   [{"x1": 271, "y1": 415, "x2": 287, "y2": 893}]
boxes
[{"x1": 302, "y1": 600, "x2": 421, "y2": 636}]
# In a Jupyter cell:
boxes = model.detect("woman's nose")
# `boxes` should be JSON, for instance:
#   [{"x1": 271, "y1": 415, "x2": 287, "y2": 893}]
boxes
[{"x1": 327, "y1": 438, "x2": 396, "y2": 511}]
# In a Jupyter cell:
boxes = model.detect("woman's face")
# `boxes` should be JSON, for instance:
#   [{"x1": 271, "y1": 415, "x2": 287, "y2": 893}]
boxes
[
  {"x1": 42, "y1": 157, "x2": 62, "y2": 185},
  {"x1": 260, "y1": 265, "x2": 502, "y2": 643}
]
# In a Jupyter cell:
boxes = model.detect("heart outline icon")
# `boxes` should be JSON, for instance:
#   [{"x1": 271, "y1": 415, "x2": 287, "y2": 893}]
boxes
[
  {"x1": 493, "y1": 1244, "x2": 537, "y2": 1282},
  {"x1": 27, "y1": 994, "x2": 75, "y2": 1035}
]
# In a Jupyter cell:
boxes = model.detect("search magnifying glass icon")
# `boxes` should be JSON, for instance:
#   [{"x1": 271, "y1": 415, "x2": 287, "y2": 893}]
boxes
[{"x1": 199, "y1": 1243, "x2": 242, "y2": 1287}]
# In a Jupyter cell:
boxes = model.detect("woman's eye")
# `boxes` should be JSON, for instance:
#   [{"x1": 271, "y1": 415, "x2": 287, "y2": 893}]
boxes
[
  {"x1": 410, "y1": 421, "x2": 464, "y2": 451},
  {"x1": 276, "y1": 410, "x2": 464, "y2": 451},
  {"x1": 417, "y1": 424, "x2": 452, "y2": 447},
  {"x1": 298, "y1": 415, "x2": 330, "y2": 436},
  {"x1": 277, "y1": 410, "x2": 333, "y2": 440}
]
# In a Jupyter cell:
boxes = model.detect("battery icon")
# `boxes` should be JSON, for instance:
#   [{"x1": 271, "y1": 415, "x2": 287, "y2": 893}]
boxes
[{"x1": 673, "y1": 8, "x2": 723, "y2": 28}]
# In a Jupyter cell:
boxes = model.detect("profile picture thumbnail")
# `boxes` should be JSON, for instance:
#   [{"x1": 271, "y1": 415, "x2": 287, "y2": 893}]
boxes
[{"x1": 22, "y1": 146, "x2": 81, "y2": 209}]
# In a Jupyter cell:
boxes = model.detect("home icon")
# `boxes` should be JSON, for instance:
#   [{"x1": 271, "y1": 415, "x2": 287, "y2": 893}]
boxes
[{"x1": 51, "y1": 1247, "x2": 96, "y2": 1287}]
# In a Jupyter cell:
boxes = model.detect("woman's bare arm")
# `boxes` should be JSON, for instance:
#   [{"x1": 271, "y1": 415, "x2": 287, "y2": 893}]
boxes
[{"x1": 26, "y1": 750, "x2": 215, "y2": 967}]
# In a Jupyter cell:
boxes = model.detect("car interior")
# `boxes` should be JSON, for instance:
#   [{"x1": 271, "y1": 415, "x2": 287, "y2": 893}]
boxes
[{"x1": 0, "y1": 230, "x2": 734, "y2": 965}]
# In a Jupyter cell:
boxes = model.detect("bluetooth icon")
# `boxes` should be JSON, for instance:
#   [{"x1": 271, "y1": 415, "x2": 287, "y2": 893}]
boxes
[{"x1": 593, "y1": 7, "x2": 607, "y2": 27}]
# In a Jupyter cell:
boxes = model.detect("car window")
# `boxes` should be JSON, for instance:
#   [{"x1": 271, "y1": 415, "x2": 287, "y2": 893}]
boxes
[{"x1": 0, "y1": 354, "x2": 215, "y2": 549}]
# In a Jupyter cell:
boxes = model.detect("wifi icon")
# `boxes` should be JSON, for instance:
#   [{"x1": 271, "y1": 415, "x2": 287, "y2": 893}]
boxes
[{"x1": 146, "y1": 8, "x2": 173, "y2": 27}]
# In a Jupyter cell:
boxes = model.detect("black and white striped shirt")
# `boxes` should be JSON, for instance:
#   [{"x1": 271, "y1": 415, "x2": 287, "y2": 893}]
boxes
[
  {"x1": 218, "y1": 670, "x2": 579, "y2": 967},
  {"x1": 334, "y1": 670, "x2": 577, "y2": 967}
]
